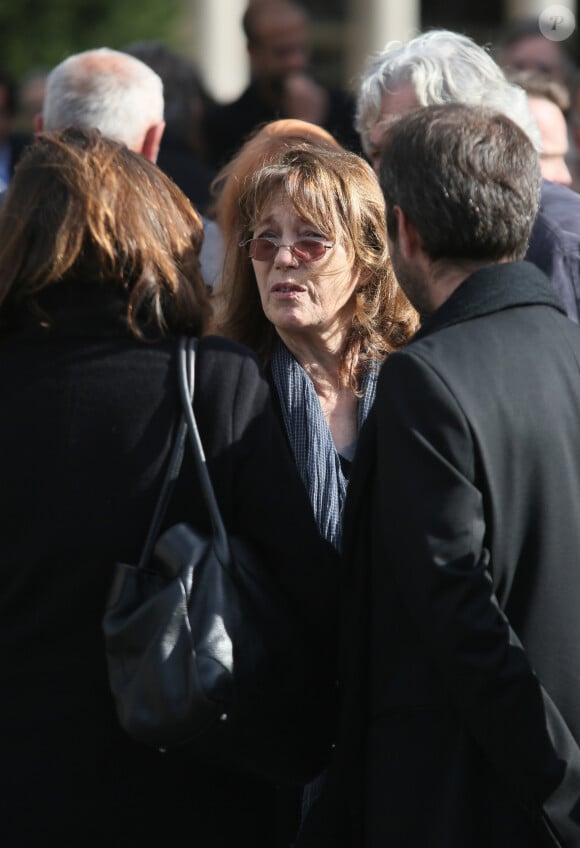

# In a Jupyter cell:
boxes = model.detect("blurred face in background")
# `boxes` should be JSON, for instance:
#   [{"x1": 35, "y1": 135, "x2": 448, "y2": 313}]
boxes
[
  {"x1": 365, "y1": 82, "x2": 420, "y2": 172},
  {"x1": 498, "y1": 35, "x2": 568, "y2": 84},
  {"x1": 0, "y1": 84, "x2": 14, "y2": 146},
  {"x1": 527, "y1": 94, "x2": 572, "y2": 185},
  {"x1": 249, "y1": 7, "x2": 311, "y2": 86}
]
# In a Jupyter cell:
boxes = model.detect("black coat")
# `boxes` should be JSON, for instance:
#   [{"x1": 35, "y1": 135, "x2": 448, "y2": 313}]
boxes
[
  {"x1": 203, "y1": 80, "x2": 361, "y2": 169},
  {"x1": 156, "y1": 136, "x2": 217, "y2": 215},
  {"x1": 0, "y1": 282, "x2": 337, "y2": 846},
  {"x1": 300, "y1": 261, "x2": 580, "y2": 847},
  {"x1": 526, "y1": 179, "x2": 580, "y2": 324},
  {"x1": 7, "y1": 130, "x2": 32, "y2": 177}
]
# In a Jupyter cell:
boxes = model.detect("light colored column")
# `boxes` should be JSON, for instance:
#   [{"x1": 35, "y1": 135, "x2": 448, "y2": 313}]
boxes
[
  {"x1": 186, "y1": 0, "x2": 249, "y2": 103},
  {"x1": 345, "y1": 0, "x2": 421, "y2": 88}
]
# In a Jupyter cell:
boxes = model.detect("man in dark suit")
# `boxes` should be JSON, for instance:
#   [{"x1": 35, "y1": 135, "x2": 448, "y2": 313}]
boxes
[
  {"x1": 298, "y1": 103, "x2": 580, "y2": 847},
  {"x1": 203, "y1": 0, "x2": 359, "y2": 168}
]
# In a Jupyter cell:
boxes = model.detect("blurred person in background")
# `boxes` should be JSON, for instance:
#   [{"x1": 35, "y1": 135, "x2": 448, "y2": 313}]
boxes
[
  {"x1": 122, "y1": 41, "x2": 224, "y2": 286},
  {"x1": 14, "y1": 65, "x2": 48, "y2": 132},
  {"x1": 507, "y1": 70, "x2": 572, "y2": 186},
  {"x1": 564, "y1": 71, "x2": 580, "y2": 192},
  {"x1": 494, "y1": 17, "x2": 575, "y2": 87},
  {"x1": 0, "y1": 63, "x2": 32, "y2": 190},
  {"x1": 122, "y1": 40, "x2": 218, "y2": 214},
  {"x1": 204, "y1": 0, "x2": 360, "y2": 169}
]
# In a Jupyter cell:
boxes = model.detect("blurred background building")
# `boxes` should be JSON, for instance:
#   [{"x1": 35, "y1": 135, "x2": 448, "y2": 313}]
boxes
[
  {"x1": 184, "y1": 0, "x2": 578, "y2": 102},
  {"x1": 4, "y1": 0, "x2": 580, "y2": 186}
]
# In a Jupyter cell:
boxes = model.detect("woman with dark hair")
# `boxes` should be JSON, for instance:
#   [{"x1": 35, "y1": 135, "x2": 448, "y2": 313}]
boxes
[{"x1": 0, "y1": 128, "x2": 336, "y2": 846}]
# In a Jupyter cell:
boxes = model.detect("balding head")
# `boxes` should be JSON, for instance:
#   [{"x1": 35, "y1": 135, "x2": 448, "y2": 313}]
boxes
[{"x1": 39, "y1": 48, "x2": 165, "y2": 161}]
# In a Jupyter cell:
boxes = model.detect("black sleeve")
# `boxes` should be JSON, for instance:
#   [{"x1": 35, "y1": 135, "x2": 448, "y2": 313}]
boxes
[
  {"x1": 372, "y1": 350, "x2": 580, "y2": 843},
  {"x1": 193, "y1": 335, "x2": 339, "y2": 641}
]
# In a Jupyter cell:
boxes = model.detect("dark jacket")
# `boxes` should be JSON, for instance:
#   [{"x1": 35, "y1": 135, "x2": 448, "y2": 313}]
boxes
[
  {"x1": 300, "y1": 261, "x2": 580, "y2": 847},
  {"x1": 203, "y1": 80, "x2": 361, "y2": 169},
  {"x1": 526, "y1": 179, "x2": 580, "y2": 323},
  {"x1": 6, "y1": 130, "x2": 32, "y2": 177},
  {"x1": 0, "y1": 281, "x2": 337, "y2": 846},
  {"x1": 156, "y1": 135, "x2": 217, "y2": 215}
]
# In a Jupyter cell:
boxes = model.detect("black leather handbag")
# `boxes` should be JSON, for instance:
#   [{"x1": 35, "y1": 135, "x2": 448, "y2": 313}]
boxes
[{"x1": 103, "y1": 336, "x2": 336, "y2": 784}]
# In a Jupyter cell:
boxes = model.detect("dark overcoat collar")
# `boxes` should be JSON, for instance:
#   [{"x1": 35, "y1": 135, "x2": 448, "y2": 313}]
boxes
[{"x1": 414, "y1": 260, "x2": 565, "y2": 342}]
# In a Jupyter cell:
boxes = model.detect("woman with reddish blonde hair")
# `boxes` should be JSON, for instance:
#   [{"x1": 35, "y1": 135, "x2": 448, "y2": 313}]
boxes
[
  {"x1": 210, "y1": 118, "x2": 342, "y2": 247},
  {"x1": 217, "y1": 143, "x2": 418, "y2": 548}
]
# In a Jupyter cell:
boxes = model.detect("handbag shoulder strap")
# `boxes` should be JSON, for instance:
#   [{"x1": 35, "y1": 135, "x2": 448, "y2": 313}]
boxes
[
  {"x1": 178, "y1": 336, "x2": 231, "y2": 566},
  {"x1": 137, "y1": 336, "x2": 196, "y2": 570}
]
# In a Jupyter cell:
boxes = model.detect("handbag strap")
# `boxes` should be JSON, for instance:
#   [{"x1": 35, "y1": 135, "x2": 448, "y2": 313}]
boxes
[
  {"x1": 136, "y1": 337, "x2": 195, "y2": 570},
  {"x1": 177, "y1": 336, "x2": 231, "y2": 565},
  {"x1": 137, "y1": 335, "x2": 231, "y2": 570}
]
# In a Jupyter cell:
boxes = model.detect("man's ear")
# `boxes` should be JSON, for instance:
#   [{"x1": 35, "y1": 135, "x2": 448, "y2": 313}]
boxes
[
  {"x1": 141, "y1": 121, "x2": 165, "y2": 164},
  {"x1": 393, "y1": 205, "x2": 422, "y2": 260},
  {"x1": 33, "y1": 113, "x2": 43, "y2": 133}
]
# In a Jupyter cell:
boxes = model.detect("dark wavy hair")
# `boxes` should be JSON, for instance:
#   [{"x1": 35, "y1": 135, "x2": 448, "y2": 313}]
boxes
[
  {"x1": 0, "y1": 127, "x2": 210, "y2": 337},
  {"x1": 216, "y1": 144, "x2": 418, "y2": 391}
]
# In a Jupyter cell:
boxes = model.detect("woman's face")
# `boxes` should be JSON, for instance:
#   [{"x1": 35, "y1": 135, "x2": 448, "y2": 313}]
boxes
[{"x1": 249, "y1": 191, "x2": 360, "y2": 347}]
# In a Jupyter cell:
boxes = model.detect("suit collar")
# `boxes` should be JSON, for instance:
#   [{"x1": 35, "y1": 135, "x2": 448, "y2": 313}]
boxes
[{"x1": 414, "y1": 260, "x2": 565, "y2": 341}]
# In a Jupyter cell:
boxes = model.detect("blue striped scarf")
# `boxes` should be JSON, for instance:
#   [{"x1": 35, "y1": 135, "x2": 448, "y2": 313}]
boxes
[{"x1": 271, "y1": 340, "x2": 379, "y2": 550}]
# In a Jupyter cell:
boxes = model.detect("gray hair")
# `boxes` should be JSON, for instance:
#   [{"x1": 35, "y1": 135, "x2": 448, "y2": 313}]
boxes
[
  {"x1": 356, "y1": 29, "x2": 541, "y2": 155},
  {"x1": 42, "y1": 48, "x2": 164, "y2": 151}
]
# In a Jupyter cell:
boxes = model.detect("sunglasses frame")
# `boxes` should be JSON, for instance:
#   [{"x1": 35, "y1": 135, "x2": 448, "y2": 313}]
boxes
[{"x1": 239, "y1": 236, "x2": 334, "y2": 263}]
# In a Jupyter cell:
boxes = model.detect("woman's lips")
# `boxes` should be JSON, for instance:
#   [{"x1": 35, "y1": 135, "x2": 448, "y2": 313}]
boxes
[{"x1": 271, "y1": 282, "x2": 305, "y2": 295}]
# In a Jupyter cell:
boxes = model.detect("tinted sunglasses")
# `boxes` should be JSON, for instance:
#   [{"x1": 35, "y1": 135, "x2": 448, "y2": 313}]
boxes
[{"x1": 239, "y1": 236, "x2": 334, "y2": 262}]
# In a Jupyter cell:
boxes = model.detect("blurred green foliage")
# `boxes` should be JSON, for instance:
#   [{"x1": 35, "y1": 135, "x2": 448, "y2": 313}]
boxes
[{"x1": 0, "y1": 0, "x2": 181, "y2": 80}]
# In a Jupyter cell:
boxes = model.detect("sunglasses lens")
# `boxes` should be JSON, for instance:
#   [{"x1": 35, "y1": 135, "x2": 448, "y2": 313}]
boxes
[
  {"x1": 249, "y1": 238, "x2": 276, "y2": 261},
  {"x1": 246, "y1": 238, "x2": 328, "y2": 261},
  {"x1": 293, "y1": 239, "x2": 326, "y2": 261}
]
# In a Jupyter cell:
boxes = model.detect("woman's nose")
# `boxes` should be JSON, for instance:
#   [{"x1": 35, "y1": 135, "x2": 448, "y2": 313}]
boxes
[{"x1": 274, "y1": 243, "x2": 299, "y2": 265}]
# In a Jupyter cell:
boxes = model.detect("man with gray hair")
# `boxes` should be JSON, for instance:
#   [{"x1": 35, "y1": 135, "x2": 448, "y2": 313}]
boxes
[
  {"x1": 37, "y1": 47, "x2": 165, "y2": 162},
  {"x1": 36, "y1": 47, "x2": 222, "y2": 286},
  {"x1": 355, "y1": 29, "x2": 580, "y2": 324}
]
